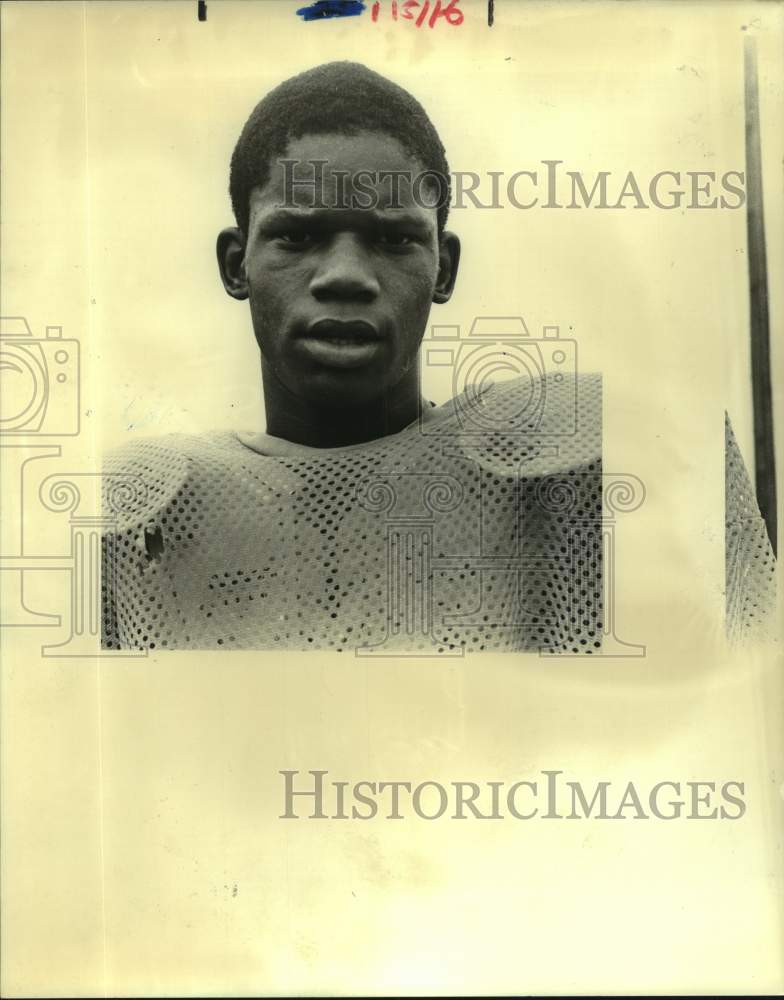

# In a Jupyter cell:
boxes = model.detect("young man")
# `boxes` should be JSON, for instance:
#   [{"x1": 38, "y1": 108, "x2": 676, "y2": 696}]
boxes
[{"x1": 101, "y1": 61, "x2": 603, "y2": 653}]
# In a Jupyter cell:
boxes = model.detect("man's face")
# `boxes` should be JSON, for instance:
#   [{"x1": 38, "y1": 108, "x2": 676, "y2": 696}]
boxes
[{"x1": 234, "y1": 131, "x2": 456, "y2": 408}]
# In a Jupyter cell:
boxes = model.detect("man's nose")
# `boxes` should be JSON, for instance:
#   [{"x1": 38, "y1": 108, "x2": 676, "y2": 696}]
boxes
[{"x1": 309, "y1": 233, "x2": 381, "y2": 302}]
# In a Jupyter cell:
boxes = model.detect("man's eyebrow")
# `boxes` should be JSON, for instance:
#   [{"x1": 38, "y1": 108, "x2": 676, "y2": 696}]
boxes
[{"x1": 255, "y1": 207, "x2": 432, "y2": 229}]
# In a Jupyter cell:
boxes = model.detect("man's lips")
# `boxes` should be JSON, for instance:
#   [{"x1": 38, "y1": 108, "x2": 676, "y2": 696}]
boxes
[
  {"x1": 303, "y1": 318, "x2": 383, "y2": 344},
  {"x1": 295, "y1": 319, "x2": 386, "y2": 369}
]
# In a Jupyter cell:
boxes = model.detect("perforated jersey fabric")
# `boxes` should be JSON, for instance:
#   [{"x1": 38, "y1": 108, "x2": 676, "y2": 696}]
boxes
[
  {"x1": 102, "y1": 372, "x2": 603, "y2": 653},
  {"x1": 725, "y1": 413, "x2": 777, "y2": 642}
]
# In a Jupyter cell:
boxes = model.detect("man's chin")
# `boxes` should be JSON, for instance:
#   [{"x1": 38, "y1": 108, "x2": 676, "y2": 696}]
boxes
[{"x1": 295, "y1": 368, "x2": 395, "y2": 409}]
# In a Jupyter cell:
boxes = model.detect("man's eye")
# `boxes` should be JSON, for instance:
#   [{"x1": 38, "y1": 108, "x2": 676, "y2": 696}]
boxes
[
  {"x1": 276, "y1": 231, "x2": 315, "y2": 246},
  {"x1": 377, "y1": 232, "x2": 413, "y2": 247}
]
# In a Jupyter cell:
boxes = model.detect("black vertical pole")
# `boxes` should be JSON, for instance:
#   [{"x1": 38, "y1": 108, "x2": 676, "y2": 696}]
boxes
[{"x1": 743, "y1": 34, "x2": 777, "y2": 555}]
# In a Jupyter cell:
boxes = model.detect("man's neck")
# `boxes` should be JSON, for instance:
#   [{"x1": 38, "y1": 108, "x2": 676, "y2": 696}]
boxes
[{"x1": 261, "y1": 366, "x2": 425, "y2": 448}]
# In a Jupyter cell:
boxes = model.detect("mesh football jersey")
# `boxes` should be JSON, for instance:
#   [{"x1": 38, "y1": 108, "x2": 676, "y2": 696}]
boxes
[
  {"x1": 101, "y1": 373, "x2": 604, "y2": 653},
  {"x1": 725, "y1": 413, "x2": 777, "y2": 642}
]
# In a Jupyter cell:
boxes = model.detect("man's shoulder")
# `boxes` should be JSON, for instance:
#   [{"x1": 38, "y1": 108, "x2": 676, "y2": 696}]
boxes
[
  {"x1": 485, "y1": 370, "x2": 601, "y2": 419},
  {"x1": 431, "y1": 371, "x2": 601, "y2": 474},
  {"x1": 101, "y1": 430, "x2": 240, "y2": 533},
  {"x1": 438, "y1": 370, "x2": 601, "y2": 426}
]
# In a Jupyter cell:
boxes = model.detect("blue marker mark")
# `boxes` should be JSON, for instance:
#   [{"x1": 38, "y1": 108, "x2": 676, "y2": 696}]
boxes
[{"x1": 296, "y1": 0, "x2": 366, "y2": 21}]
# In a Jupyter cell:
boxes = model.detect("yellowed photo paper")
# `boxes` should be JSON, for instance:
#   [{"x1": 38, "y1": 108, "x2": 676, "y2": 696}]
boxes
[{"x1": 1, "y1": 0, "x2": 782, "y2": 994}]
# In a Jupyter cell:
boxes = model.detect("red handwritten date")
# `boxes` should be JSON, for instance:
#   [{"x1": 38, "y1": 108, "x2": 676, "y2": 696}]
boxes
[{"x1": 370, "y1": 0, "x2": 464, "y2": 28}]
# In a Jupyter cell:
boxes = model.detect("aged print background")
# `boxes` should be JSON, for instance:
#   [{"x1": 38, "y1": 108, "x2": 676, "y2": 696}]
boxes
[{"x1": 1, "y1": 0, "x2": 782, "y2": 994}]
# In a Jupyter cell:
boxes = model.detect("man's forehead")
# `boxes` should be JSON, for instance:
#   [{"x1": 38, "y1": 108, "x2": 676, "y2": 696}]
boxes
[
  {"x1": 249, "y1": 140, "x2": 443, "y2": 221},
  {"x1": 280, "y1": 129, "x2": 426, "y2": 171},
  {"x1": 250, "y1": 184, "x2": 437, "y2": 214}
]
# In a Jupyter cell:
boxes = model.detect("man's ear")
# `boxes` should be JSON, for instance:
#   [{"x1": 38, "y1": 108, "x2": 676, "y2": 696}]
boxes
[
  {"x1": 432, "y1": 230, "x2": 460, "y2": 304},
  {"x1": 216, "y1": 227, "x2": 249, "y2": 300}
]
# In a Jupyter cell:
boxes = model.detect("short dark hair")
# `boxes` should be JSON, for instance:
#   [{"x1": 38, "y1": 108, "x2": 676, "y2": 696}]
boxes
[{"x1": 229, "y1": 61, "x2": 451, "y2": 236}]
